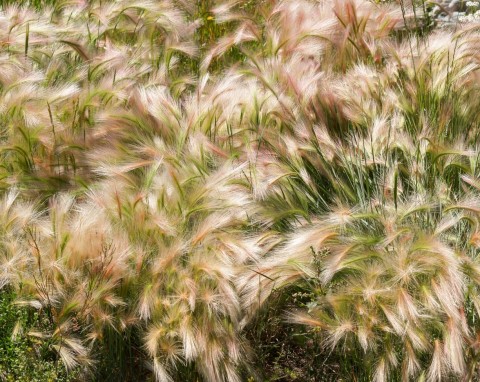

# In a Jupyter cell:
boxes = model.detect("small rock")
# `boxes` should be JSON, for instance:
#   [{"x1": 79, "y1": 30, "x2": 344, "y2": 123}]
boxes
[{"x1": 448, "y1": 0, "x2": 467, "y2": 12}]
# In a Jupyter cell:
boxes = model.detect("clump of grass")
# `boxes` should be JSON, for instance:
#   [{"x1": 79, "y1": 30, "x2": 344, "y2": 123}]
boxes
[{"x1": 1, "y1": 0, "x2": 480, "y2": 381}]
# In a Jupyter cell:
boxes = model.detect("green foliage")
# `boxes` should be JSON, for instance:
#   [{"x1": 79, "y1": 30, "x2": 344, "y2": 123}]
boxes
[{"x1": 0, "y1": 289, "x2": 77, "y2": 382}]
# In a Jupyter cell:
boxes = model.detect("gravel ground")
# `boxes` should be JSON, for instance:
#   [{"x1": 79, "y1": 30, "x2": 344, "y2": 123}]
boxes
[{"x1": 431, "y1": 0, "x2": 480, "y2": 26}]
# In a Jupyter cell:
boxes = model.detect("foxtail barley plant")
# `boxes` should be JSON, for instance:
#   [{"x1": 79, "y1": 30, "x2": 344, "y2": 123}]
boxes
[{"x1": 1, "y1": 0, "x2": 480, "y2": 381}]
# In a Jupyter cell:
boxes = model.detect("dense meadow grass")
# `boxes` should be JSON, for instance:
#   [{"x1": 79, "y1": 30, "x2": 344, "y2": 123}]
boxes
[{"x1": 1, "y1": 0, "x2": 480, "y2": 381}]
